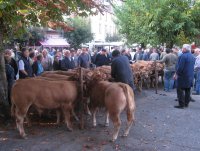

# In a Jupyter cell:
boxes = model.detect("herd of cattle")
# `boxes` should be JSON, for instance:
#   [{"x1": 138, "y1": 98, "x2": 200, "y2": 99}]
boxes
[{"x1": 11, "y1": 61, "x2": 163, "y2": 141}]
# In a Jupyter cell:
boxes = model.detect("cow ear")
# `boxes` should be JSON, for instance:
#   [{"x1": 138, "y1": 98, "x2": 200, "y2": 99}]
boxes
[
  {"x1": 86, "y1": 72, "x2": 93, "y2": 80},
  {"x1": 102, "y1": 73, "x2": 107, "y2": 80}
]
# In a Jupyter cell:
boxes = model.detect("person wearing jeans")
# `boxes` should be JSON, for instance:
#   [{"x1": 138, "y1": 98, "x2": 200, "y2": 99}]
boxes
[
  {"x1": 164, "y1": 70, "x2": 175, "y2": 91},
  {"x1": 195, "y1": 70, "x2": 200, "y2": 94},
  {"x1": 159, "y1": 48, "x2": 178, "y2": 92},
  {"x1": 194, "y1": 48, "x2": 200, "y2": 95}
]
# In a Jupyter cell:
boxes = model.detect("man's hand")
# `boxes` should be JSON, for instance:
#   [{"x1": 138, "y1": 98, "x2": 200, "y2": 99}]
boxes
[{"x1": 173, "y1": 73, "x2": 177, "y2": 80}]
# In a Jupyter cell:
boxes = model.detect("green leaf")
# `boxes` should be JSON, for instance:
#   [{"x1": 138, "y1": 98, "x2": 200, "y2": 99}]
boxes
[{"x1": 18, "y1": 9, "x2": 29, "y2": 15}]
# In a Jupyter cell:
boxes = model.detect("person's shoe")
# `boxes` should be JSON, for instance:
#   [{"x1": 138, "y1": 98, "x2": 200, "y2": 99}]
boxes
[
  {"x1": 190, "y1": 99, "x2": 196, "y2": 102},
  {"x1": 174, "y1": 105, "x2": 184, "y2": 109},
  {"x1": 185, "y1": 104, "x2": 189, "y2": 108},
  {"x1": 174, "y1": 99, "x2": 178, "y2": 101},
  {"x1": 192, "y1": 93, "x2": 200, "y2": 95}
]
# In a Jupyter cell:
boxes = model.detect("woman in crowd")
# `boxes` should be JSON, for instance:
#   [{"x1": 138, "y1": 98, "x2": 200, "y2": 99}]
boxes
[
  {"x1": 32, "y1": 54, "x2": 44, "y2": 76},
  {"x1": 53, "y1": 55, "x2": 61, "y2": 71}
]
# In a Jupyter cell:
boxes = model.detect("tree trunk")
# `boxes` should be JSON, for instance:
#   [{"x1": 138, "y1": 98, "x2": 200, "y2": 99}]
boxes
[
  {"x1": 0, "y1": 18, "x2": 9, "y2": 121},
  {"x1": 0, "y1": 53, "x2": 8, "y2": 105}
]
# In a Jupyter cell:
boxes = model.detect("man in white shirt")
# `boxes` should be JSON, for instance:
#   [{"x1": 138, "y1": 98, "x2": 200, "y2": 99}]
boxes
[{"x1": 18, "y1": 48, "x2": 33, "y2": 79}]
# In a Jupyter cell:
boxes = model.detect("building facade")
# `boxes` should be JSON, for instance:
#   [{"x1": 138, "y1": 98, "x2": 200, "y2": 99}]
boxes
[{"x1": 89, "y1": 0, "x2": 121, "y2": 42}]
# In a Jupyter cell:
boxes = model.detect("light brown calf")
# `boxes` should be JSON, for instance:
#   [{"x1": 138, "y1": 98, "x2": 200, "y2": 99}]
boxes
[{"x1": 87, "y1": 81, "x2": 136, "y2": 141}]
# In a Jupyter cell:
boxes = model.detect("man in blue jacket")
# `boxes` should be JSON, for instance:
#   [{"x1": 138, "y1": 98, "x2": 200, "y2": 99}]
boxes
[
  {"x1": 111, "y1": 50, "x2": 135, "y2": 91},
  {"x1": 174, "y1": 44, "x2": 195, "y2": 109}
]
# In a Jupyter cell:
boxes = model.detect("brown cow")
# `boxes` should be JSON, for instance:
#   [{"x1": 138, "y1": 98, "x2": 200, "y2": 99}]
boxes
[
  {"x1": 87, "y1": 80, "x2": 136, "y2": 141},
  {"x1": 41, "y1": 70, "x2": 77, "y2": 76},
  {"x1": 34, "y1": 76, "x2": 79, "y2": 122},
  {"x1": 11, "y1": 79, "x2": 79, "y2": 138},
  {"x1": 40, "y1": 73, "x2": 73, "y2": 80}
]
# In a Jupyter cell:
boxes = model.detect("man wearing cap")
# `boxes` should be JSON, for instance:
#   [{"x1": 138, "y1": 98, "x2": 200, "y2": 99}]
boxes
[
  {"x1": 174, "y1": 44, "x2": 195, "y2": 109},
  {"x1": 111, "y1": 50, "x2": 135, "y2": 91}
]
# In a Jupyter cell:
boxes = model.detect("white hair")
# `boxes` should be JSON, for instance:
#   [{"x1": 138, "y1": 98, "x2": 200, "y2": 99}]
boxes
[
  {"x1": 63, "y1": 50, "x2": 70, "y2": 56},
  {"x1": 182, "y1": 44, "x2": 191, "y2": 52},
  {"x1": 144, "y1": 49, "x2": 149, "y2": 53}
]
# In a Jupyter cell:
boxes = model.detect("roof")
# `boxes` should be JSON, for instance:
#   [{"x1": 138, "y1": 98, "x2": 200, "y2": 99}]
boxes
[{"x1": 40, "y1": 37, "x2": 70, "y2": 47}]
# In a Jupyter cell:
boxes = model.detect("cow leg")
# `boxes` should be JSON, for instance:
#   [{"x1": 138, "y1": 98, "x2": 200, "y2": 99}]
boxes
[
  {"x1": 25, "y1": 116, "x2": 32, "y2": 127},
  {"x1": 62, "y1": 107, "x2": 73, "y2": 131},
  {"x1": 15, "y1": 107, "x2": 27, "y2": 138},
  {"x1": 123, "y1": 111, "x2": 135, "y2": 137},
  {"x1": 92, "y1": 108, "x2": 97, "y2": 127},
  {"x1": 86, "y1": 104, "x2": 91, "y2": 116},
  {"x1": 161, "y1": 75, "x2": 164, "y2": 85},
  {"x1": 56, "y1": 110, "x2": 61, "y2": 124},
  {"x1": 105, "y1": 111, "x2": 109, "y2": 127},
  {"x1": 72, "y1": 108, "x2": 79, "y2": 121},
  {"x1": 86, "y1": 98, "x2": 91, "y2": 116},
  {"x1": 110, "y1": 113, "x2": 121, "y2": 142}
]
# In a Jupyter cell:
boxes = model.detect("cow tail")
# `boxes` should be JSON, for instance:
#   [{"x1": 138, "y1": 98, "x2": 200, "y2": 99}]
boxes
[{"x1": 119, "y1": 84, "x2": 133, "y2": 122}]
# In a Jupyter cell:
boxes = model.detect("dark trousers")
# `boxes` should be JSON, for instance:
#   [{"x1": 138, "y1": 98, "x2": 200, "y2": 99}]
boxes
[
  {"x1": 177, "y1": 88, "x2": 191, "y2": 107},
  {"x1": 127, "y1": 81, "x2": 135, "y2": 92}
]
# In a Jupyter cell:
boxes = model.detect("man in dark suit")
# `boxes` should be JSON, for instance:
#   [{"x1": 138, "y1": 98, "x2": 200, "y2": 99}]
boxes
[
  {"x1": 174, "y1": 44, "x2": 195, "y2": 109},
  {"x1": 95, "y1": 49, "x2": 110, "y2": 67},
  {"x1": 111, "y1": 50, "x2": 135, "y2": 91},
  {"x1": 61, "y1": 50, "x2": 75, "y2": 71},
  {"x1": 4, "y1": 49, "x2": 18, "y2": 80}
]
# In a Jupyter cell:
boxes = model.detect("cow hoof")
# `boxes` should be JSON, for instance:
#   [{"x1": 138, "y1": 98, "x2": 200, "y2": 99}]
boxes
[
  {"x1": 74, "y1": 117, "x2": 79, "y2": 122},
  {"x1": 110, "y1": 138, "x2": 116, "y2": 142},
  {"x1": 122, "y1": 134, "x2": 128, "y2": 137},
  {"x1": 21, "y1": 134, "x2": 27, "y2": 139},
  {"x1": 68, "y1": 128, "x2": 73, "y2": 132},
  {"x1": 87, "y1": 112, "x2": 92, "y2": 116},
  {"x1": 105, "y1": 123, "x2": 109, "y2": 127}
]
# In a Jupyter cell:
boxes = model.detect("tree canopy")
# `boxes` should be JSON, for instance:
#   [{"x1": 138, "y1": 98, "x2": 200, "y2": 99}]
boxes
[
  {"x1": 64, "y1": 17, "x2": 93, "y2": 49},
  {"x1": 105, "y1": 33, "x2": 121, "y2": 42},
  {"x1": 0, "y1": 0, "x2": 104, "y2": 44},
  {"x1": 114, "y1": 0, "x2": 200, "y2": 47}
]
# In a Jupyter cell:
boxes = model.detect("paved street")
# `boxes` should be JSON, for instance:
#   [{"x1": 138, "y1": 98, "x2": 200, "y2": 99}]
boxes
[{"x1": 0, "y1": 88, "x2": 200, "y2": 151}]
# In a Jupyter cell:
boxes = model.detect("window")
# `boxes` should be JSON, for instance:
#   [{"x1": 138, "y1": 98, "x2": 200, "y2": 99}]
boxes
[
  {"x1": 105, "y1": 25, "x2": 107, "y2": 34},
  {"x1": 99, "y1": 24, "x2": 101, "y2": 33}
]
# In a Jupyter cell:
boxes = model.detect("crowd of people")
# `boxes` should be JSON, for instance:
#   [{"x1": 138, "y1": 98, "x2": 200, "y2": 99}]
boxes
[{"x1": 3, "y1": 43, "x2": 200, "y2": 109}]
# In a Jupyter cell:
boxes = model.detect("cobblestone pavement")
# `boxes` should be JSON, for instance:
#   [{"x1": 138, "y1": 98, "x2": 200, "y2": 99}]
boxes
[{"x1": 0, "y1": 88, "x2": 200, "y2": 151}]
